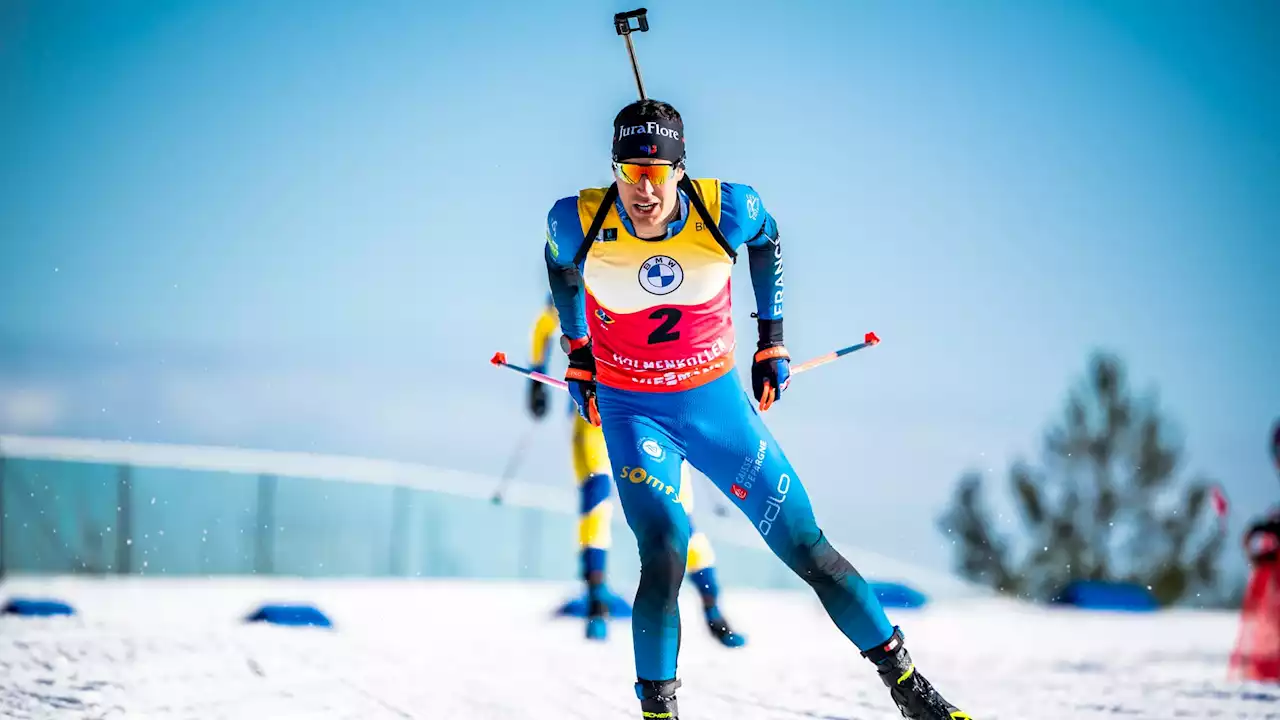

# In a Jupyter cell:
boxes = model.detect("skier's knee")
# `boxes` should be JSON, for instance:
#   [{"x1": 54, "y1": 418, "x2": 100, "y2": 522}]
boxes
[
  {"x1": 580, "y1": 472, "x2": 612, "y2": 514},
  {"x1": 636, "y1": 516, "x2": 690, "y2": 573},
  {"x1": 633, "y1": 519, "x2": 689, "y2": 614},
  {"x1": 787, "y1": 531, "x2": 862, "y2": 593},
  {"x1": 634, "y1": 542, "x2": 687, "y2": 618}
]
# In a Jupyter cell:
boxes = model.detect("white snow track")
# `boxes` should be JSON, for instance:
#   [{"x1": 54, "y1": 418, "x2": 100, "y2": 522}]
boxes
[{"x1": 0, "y1": 577, "x2": 1273, "y2": 719}]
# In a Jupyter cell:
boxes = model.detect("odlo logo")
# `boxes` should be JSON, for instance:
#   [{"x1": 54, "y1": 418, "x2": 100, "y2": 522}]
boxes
[{"x1": 757, "y1": 473, "x2": 791, "y2": 537}]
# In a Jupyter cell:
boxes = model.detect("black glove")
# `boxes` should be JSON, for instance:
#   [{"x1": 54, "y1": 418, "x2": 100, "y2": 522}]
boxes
[
  {"x1": 562, "y1": 336, "x2": 600, "y2": 426},
  {"x1": 751, "y1": 318, "x2": 791, "y2": 411},
  {"x1": 527, "y1": 374, "x2": 549, "y2": 419}
]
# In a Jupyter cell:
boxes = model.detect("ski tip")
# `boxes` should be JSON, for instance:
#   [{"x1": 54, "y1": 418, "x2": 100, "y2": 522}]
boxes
[
  {"x1": 490, "y1": 351, "x2": 507, "y2": 366},
  {"x1": 865, "y1": 332, "x2": 880, "y2": 345}
]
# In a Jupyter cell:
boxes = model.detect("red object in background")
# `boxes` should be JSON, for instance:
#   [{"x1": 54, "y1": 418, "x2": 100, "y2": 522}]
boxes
[
  {"x1": 1211, "y1": 485, "x2": 1229, "y2": 519},
  {"x1": 1230, "y1": 525, "x2": 1280, "y2": 683}
]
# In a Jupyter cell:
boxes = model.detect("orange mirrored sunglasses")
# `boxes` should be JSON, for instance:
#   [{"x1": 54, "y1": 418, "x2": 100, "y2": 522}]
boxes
[{"x1": 613, "y1": 161, "x2": 680, "y2": 186}]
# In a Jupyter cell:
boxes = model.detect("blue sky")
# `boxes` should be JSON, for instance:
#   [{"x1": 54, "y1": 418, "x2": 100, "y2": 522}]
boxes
[{"x1": 2, "y1": 0, "x2": 1277, "y2": 582}]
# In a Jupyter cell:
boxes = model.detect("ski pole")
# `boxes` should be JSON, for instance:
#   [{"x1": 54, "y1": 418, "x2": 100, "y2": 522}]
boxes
[
  {"x1": 789, "y1": 332, "x2": 881, "y2": 374},
  {"x1": 489, "y1": 332, "x2": 881, "y2": 391},
  {"x1": 614, "y1": 8, "x2": 650, "y2": 100},
  {"x1": 489, "y1": 353, "x2": 569, "y2": 391},
  {"x1": 491, "y1": 424, "x2": 535, "y2": 505}
]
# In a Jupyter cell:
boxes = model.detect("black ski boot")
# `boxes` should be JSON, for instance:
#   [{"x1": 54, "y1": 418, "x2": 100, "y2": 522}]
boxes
[
  {"x1": 862, "y1": 627, "x2": 972, "y2": 719},
  {"x1": 635, "y1": 678, "x2": 680, "y2": 719}
]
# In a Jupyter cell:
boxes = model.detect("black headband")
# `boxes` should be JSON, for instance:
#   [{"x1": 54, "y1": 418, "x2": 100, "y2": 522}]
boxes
[{"x1": 612, "y1": 118, "x2": 685, "y2": 164}]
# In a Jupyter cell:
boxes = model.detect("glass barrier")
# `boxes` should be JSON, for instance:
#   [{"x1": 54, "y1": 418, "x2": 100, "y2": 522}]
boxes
[{"x1": 0, "y1": 451, "x2": 807, "y2": 592}]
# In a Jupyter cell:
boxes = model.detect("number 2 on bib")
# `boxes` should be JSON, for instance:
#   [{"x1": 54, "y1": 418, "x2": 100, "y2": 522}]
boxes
[{"x1": 647, "y1": 308, "x2": 682, "y2": 344}]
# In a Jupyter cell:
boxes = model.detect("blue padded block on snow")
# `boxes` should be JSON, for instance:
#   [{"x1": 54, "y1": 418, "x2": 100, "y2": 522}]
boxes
[
  {"x1": 554, "y1": 588, "x2": 633, "y2": 619},
  {"x1": 245, "y1": 603, "x2": 333, "y2": 627},
  {"x1": 1051, "y1": 580, "x2": 1158, "y2": 612},
  {"x1": 870, "y1": 581, "x2": 929, "y2": 609},
  {"x1": 2, "y1": 598, "x2": 76, "y2": 617}
]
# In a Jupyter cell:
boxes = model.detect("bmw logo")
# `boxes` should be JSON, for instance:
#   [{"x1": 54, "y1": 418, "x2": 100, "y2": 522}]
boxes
[{"x1": 639, "y1": 255, "x2": 684, "y2": 296}]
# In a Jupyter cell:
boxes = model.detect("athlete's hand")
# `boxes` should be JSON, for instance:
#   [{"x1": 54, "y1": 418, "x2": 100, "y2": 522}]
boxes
[
  {"x1": 563, "y1": 336, "x2": 601, "y2": 426},
  {"x1": 526, "y1": 372, "x2": 549, "y2": 419},
  {"x1": 752, "y1": 346, "x2": 791, "y2": 411},
  {"x1": 752, "y1": 318, "x2": 791, "y2": 411}
]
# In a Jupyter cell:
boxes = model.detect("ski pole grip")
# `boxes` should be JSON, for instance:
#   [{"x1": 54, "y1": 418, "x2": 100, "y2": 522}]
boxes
[{"x1": 614, "y1": 8, "x2": 649, "y2": 35}]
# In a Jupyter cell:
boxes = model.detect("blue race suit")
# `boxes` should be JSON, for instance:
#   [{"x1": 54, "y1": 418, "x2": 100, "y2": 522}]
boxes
[{"x1": 544, "y1": 177, "x2": 895, "y2": 683}]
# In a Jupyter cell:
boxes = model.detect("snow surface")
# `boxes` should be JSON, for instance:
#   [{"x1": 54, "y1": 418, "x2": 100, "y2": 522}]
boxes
[{"x1": 0, "y1": 577, "x2": 1275, "y2": 719}]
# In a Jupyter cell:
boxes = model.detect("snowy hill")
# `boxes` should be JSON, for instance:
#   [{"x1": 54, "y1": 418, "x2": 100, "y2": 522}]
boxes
[{"x1": 0, "y1": 577, "x2": 1272, "y2": 719}]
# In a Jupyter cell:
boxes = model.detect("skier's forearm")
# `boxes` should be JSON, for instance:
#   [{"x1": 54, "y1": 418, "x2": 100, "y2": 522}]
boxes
[
  {"x1": 545, "y1": 245, "x2": 589, "y2": 340},
  {"x1": 745, "y1": 216, "x2": 783, "y2": 321},
  {"x1": 745, "y1": 215, "x2": 784, "y2": 348}
]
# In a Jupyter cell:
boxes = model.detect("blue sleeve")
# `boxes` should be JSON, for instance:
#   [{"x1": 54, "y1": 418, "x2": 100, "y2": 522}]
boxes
[
  {"x1": 719, "y1": 182, "x2": 783, "y2": 322},
  {"x1": 544, "y1": 196, "x2": 590, "y2": 340}
]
